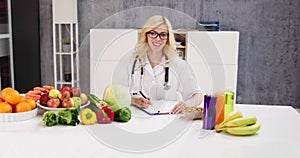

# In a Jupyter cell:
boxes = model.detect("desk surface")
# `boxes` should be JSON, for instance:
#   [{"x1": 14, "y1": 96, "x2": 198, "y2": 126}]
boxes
[{"x1": 1, "y1": 104, "x2": 300, "y2": 158}]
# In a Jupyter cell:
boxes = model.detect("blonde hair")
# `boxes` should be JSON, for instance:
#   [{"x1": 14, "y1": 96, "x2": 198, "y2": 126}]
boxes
[{"x1": 134, "y1": 15, "x2": 177, "y2": 66}]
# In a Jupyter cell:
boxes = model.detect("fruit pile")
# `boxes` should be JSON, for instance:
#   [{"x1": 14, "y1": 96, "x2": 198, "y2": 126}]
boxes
[
  {"x1": 0, "y1": 87, "x2": 36, "y2": 113},
  {"x1": 215, "y1": 111, "x2": 261, "y2": 136},
  {"x1": 39, "y1": 86, "x2": 88, "y2": 109}
]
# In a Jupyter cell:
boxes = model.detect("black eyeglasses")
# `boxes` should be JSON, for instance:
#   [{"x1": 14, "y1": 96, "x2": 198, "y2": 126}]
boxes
[{"x1": 146, "y1": 31, "x2": 169, "y2": 40}]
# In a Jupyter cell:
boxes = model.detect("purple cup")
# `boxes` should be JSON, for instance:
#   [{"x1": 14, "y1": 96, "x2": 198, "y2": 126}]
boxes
[{"x1": 203, "y1": 95, "x2": 217, "y2": 130}]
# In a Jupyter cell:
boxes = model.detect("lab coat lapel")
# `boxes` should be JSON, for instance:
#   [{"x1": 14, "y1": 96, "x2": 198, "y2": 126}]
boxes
[
  {"x1": 144, "y1": 55, "x2": 165, "y2": 78},
  {"x1": 144, "y1": 57, "x2": 154, "y2": 78}
]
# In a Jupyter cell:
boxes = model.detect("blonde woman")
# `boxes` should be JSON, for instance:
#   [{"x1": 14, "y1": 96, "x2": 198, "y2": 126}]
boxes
[{"x1": 128, "y1": 15, "x2": 202, "y2": 114}]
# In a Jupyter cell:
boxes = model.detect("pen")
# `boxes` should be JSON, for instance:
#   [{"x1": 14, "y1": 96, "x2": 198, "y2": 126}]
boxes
[
  {"x1": 139, "y1": 91, "x2": 147, "y2": 99},
  {"x1": 157, "y1": 111, "x2": 170, "y2": 115}
]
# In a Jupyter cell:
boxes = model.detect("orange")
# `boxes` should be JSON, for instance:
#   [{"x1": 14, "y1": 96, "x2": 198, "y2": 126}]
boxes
[
  {"x1": 0, "y1": 102, "x2": 12, "y2": 113},
  {"x1": 24, "y1": 99, "x2": 36, "y2": 110},
  {"x1": 19, "y1": 95, "x2": 26, "y2": 102},
  {"x1": 15, "y1": 102, "x2": 31, "y2": 113},
  {"x1": 0, "y1": 87, "x2": 14, "y2": 100},
  {"x1": 4, "y1": 89, "x2": 21, "y2": 105}
]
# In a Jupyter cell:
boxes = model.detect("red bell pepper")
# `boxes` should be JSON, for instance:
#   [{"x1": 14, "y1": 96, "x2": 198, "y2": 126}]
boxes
[{"x1": 97, "y1": 105, "x2": 114, "y2": 123}]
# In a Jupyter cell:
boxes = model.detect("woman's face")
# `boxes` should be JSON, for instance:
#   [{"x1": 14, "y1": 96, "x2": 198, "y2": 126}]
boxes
[{"x1": 146, "y1": 24, "x2": 168, "y2": 53}]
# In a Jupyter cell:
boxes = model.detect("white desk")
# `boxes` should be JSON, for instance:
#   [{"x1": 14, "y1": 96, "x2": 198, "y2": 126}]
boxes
[{"x1": 1, "y1": 104, "x2": 300, "y2": 158}]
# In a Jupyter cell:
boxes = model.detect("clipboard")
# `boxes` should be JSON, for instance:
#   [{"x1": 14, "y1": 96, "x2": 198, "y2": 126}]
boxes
[{"x1": 134, "y1": 101, "x2": 177, "y2": 115}]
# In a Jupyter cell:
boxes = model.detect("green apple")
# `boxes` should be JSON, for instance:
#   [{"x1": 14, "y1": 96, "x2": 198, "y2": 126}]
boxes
[
  {"x1": 80, "y1": 93, "x2": 88, "y2": 105},
  {"x1": 49, "y1": 89, "x2": 61, "y2": 99},
  {"x1": 72, "y1": 97, "x2": 81, "y2": 108}
]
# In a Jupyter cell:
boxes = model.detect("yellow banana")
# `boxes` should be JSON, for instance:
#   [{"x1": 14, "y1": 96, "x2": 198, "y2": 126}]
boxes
[
  {"x1": 226, "y1": 116, "x2": 257, "y2": 127},
  {"x1": 226, "y1": 123, "x2": 261, "y2": 136},
  {"x1": 217, "y1": 111, "x2": 243, "y2": 129},
  {"x1": 223, "y1": 111, "x2": 243, "y2": 123}
]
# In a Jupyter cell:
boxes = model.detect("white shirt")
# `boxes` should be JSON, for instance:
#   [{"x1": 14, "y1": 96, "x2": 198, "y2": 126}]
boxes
[{"x1": 125, "y1": 55, "x2": 201, "y2": 101}]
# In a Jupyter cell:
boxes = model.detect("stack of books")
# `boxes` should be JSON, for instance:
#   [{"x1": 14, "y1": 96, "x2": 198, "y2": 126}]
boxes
[{"x1": 198, "y1": 21, "x2": 220, "y2": 31}]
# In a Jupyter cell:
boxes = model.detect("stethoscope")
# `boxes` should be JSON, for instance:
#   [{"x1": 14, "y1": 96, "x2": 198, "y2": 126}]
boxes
[{"x1": 130, "y1": 55, "x2": 170, "y2": 92}]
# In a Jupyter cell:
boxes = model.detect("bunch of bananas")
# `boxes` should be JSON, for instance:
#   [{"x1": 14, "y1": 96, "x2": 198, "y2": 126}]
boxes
[{"x1": 215, "y1": 111, "x2": 261, "y2": 136}]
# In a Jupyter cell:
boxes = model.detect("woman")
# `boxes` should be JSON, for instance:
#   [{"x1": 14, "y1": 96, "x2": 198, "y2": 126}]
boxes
[{"x1": 128, "y1": 15, "x2": 202, "y2": 114}]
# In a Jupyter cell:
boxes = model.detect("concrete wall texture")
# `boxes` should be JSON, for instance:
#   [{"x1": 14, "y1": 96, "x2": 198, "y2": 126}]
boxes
[{"x1": 39, "y1": 0, "x2": 300, "y2": 108}]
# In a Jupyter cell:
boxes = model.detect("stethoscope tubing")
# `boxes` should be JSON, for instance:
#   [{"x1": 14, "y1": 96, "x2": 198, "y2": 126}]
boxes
[{"x1": 130, "y1": 55, "x2": 170, "y2": 92}]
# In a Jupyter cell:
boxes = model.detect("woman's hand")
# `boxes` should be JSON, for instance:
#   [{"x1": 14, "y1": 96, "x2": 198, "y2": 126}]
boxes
[
  {"x1": 171, "y1": 101, "x2": 186, "y2": 114},
  {"x1": 171, "y1": 93, "x2": 203, "y2": 114},
  {"x1": 131, "y1": 97, "x2": 151, "y2": 109}
]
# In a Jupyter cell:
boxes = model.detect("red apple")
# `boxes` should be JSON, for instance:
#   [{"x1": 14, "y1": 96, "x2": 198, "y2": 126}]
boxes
[
  {"x1": 59, "y1": 86, "x2": 71, "y2": 93},
  {"x1": 71, "y1": 86, "x2": 81, "y2": 97},
  {"x1": 80, "y1": 93, "x2": 88, "y2": 105},
  {"x1": 39, "y1": 93, "x2": 49, "y2": 106},
  {"x1": 47, "y1": 98, "x2": 60, "y2": 108},
  {"x1": 60, "y1": 90, "x2": 71, "y2": 101},
  {"x1": 61, "y1": 98, "x2": 74, "y2": 108}
]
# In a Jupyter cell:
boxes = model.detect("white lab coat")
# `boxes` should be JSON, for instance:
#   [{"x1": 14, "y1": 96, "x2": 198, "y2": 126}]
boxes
[{"x1": 123, "y1": 55, "x2": 201, "y2": 101}]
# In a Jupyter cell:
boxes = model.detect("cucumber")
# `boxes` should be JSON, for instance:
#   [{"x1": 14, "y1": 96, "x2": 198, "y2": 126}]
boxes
[
  {"x1": 88, "y1": 94, "x2": 103, "y2": 105},
  {"x1": 87, "y1": 94, "x2": 105, "y2": 113},
  {"x1": 86, "y1": 102, "x2": 100, "y2": 113}
]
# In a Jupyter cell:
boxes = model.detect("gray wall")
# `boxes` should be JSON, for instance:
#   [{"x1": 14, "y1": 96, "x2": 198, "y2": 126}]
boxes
[{"x1": 39, "y1": 0, "x2": 300, "y2": 108}]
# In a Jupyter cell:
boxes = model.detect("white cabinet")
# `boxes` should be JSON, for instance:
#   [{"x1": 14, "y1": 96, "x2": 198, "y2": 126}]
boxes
[
  {"x1": 90, "y1": 29, "x2": 138, "y2": 97},
  {"x1": 90, "y1": 29, "x2": 239, "y2": 98},
  {"x1": 0, "y1": 0, "x2": 14, "y2": 89},
  {"x1": 187, "y1": 31, "x2": 239, "y2": 94},
  {"x1": 52, "y1": 0, "x2": 79, "y2": 89}
]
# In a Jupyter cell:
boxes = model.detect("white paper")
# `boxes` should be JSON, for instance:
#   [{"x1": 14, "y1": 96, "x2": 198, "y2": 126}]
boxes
[{"x1": 144, "y1": 100, "x2": 177, "y2": 114}]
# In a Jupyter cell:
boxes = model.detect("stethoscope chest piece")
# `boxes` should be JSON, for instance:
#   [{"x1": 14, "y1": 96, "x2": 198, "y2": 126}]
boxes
[{"x1": 163, "y1": 82, "x2": 170, "y2": 90}]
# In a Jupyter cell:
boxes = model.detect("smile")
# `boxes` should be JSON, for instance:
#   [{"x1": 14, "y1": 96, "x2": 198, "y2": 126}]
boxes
[{"x1": 152, "y1": 42, "x2": 162, "y2": 47}]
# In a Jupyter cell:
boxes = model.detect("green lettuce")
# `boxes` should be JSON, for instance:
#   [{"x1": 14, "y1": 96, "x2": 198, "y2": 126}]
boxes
[
  {"x1": 42, "y1": 111, "x2": 58, "y2": 127},
  {"x1": 58, "y1": 108, "x2": 80, "y2": 126}
]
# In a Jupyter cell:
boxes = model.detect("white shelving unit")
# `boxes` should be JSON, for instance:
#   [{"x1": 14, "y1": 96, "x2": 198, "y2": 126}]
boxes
[
  {"x1": 0, "y1": 0, "x2": 14, "y2": 89},
  {"x1": 52, "y1": 0, "x2": 79, "y2": 89},
  {"x1": 174, "y1": 30, "x2": 187, "y2": 60}
]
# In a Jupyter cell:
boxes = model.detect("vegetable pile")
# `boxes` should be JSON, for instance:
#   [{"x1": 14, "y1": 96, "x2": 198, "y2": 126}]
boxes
[
  {"x1": 42, "y1": 108, "x2": 80, "y2": 127},
  {"x1": 102, "y1": 84, "x2": 131, "y2": 110},
  {"x1": 102, "y1": 84, "x2": 132, "y2": 122},
  {"x1": 88, "y1": 93, "x2": 131, "y2": 123},
  {"x1": 43, "y1": 84, "x2": 132, "y2": 126}
]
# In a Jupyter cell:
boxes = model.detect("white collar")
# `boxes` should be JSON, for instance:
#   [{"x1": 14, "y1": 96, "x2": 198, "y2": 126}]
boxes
[
  {"x1": 144, "y1": 55, "x2": 166, "y2": 75},
  {"x1": 145, "y1": 54, "x2": 166, "y2": 66}
]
